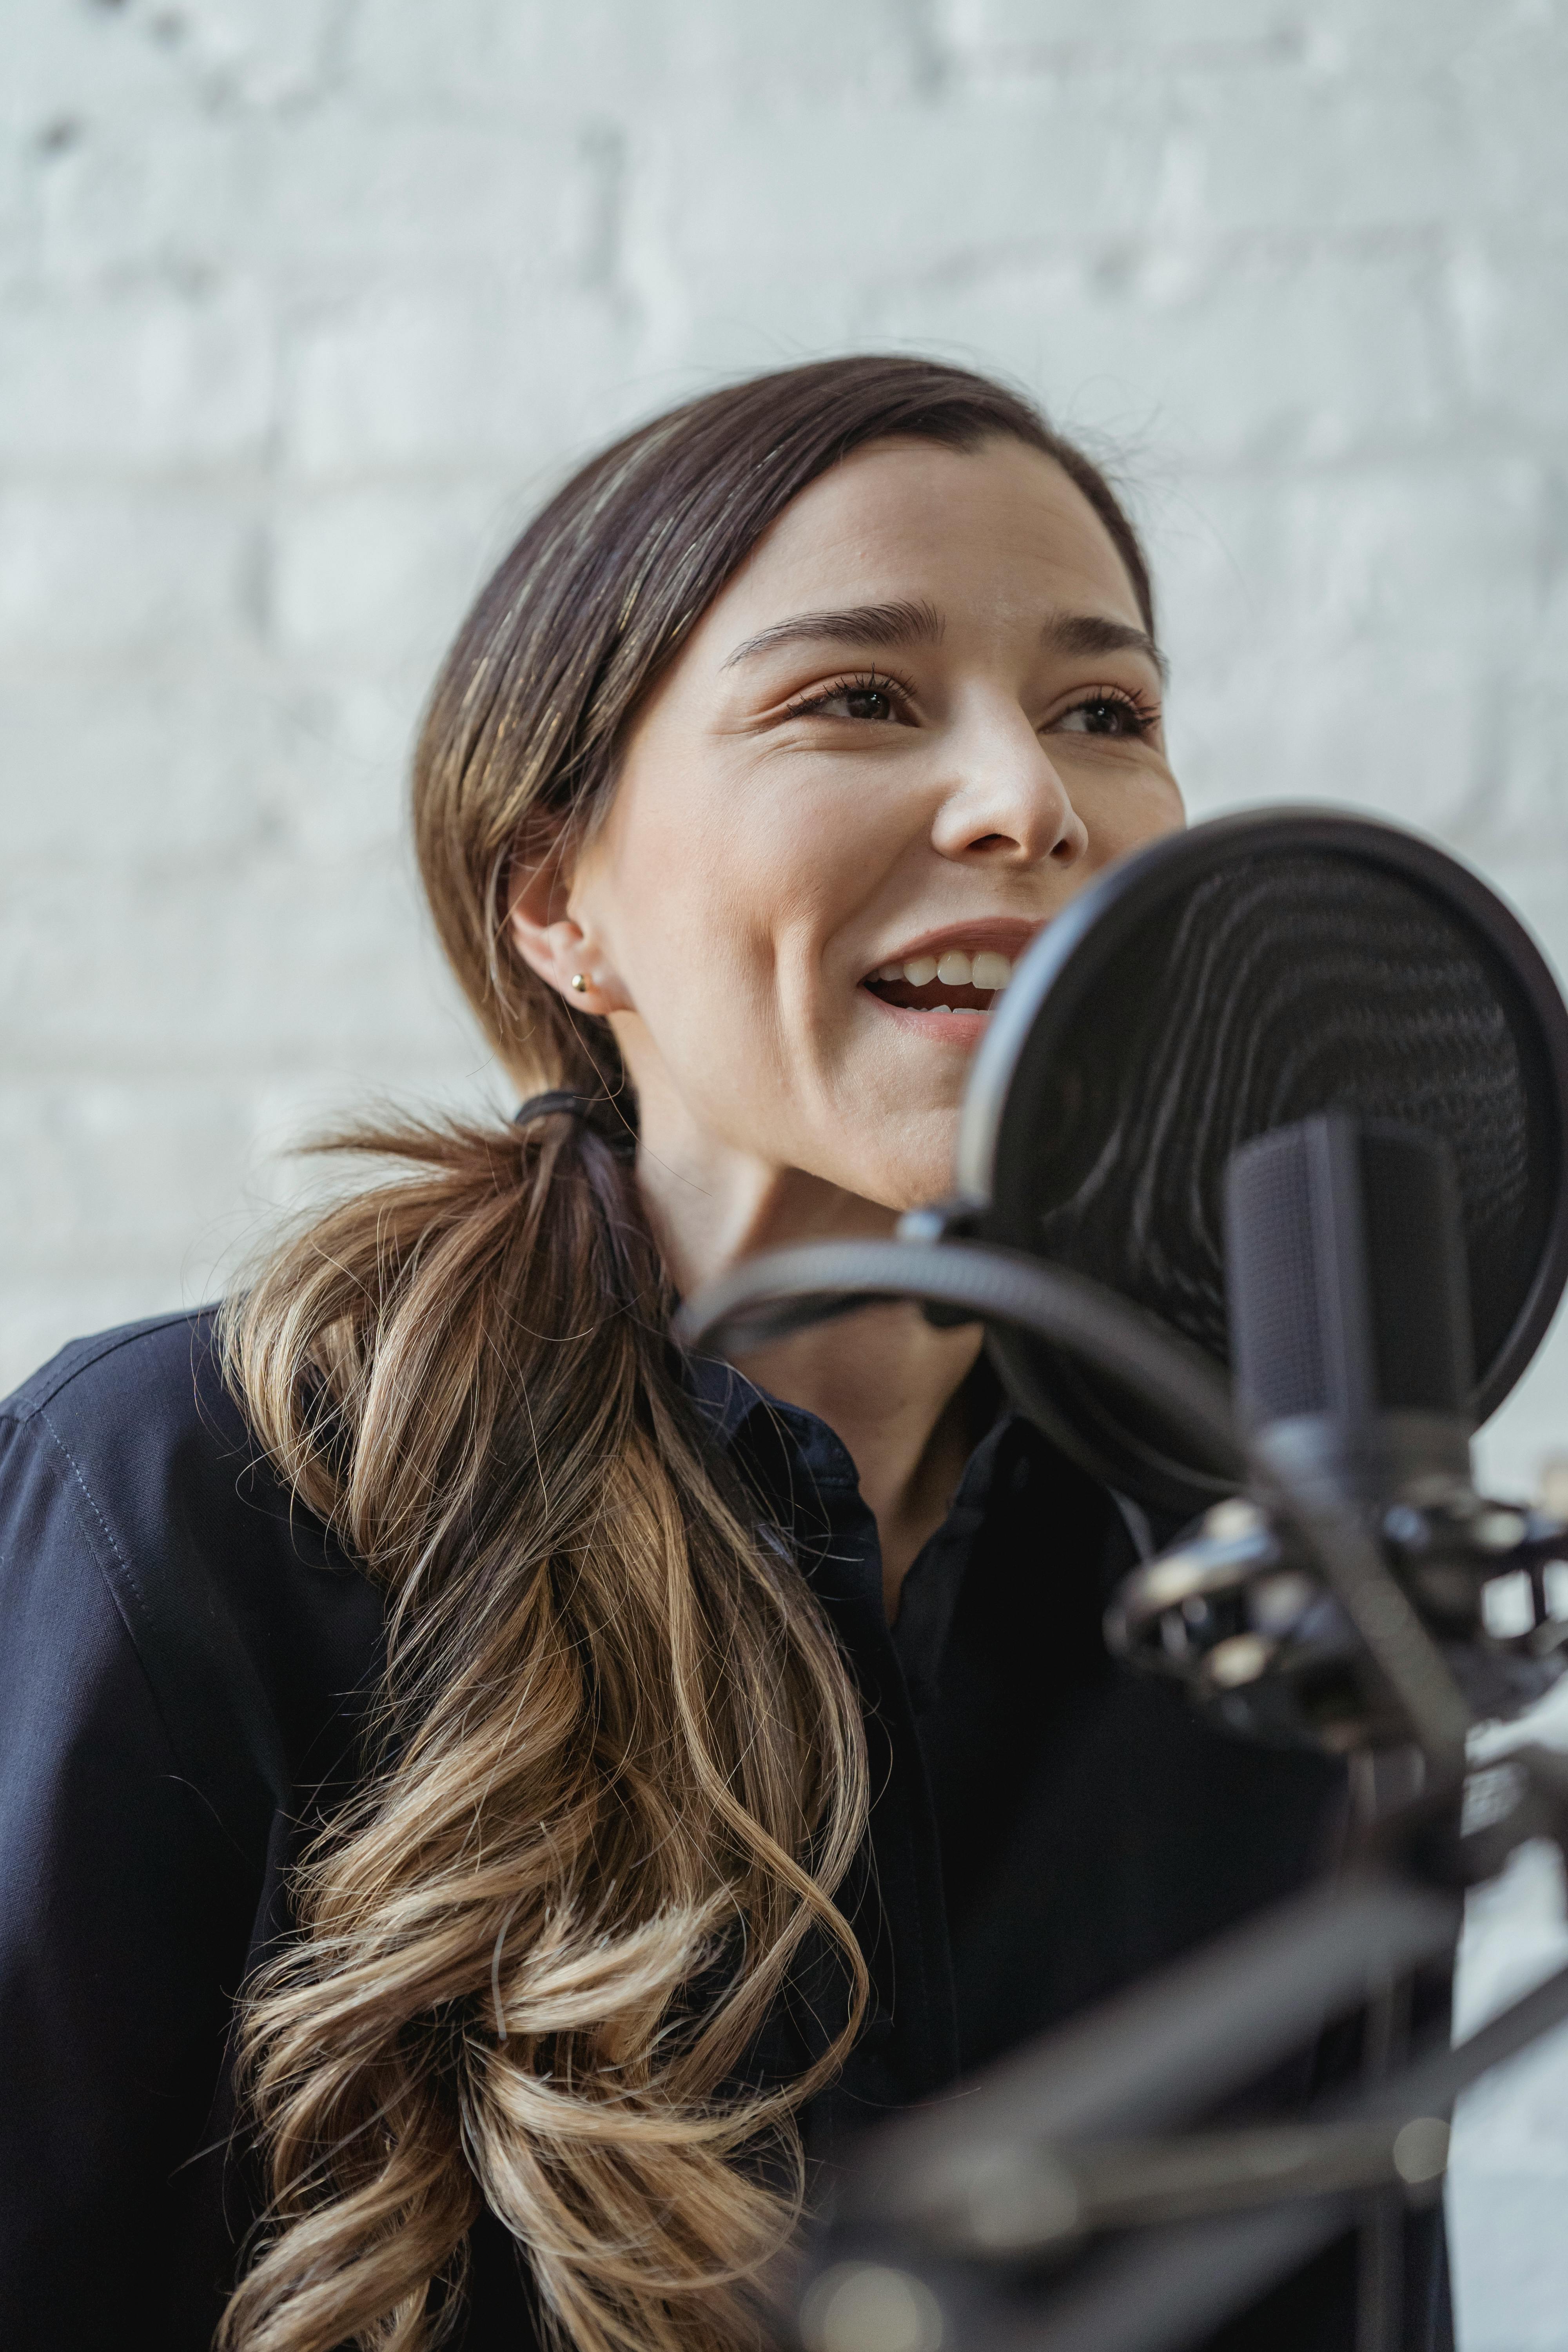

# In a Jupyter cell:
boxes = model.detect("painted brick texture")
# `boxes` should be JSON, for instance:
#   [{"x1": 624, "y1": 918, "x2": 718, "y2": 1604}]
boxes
[{"x1": 2, "y1": 4, "x2": 1566, "y2": 2341}]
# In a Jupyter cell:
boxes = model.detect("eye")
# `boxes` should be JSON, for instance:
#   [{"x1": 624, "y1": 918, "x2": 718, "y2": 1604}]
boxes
[
  {"x1": 785, "y1": 670, "x2": 911, "y2": 725},
  {"x1": 1053, "y1": 688, "x2": 1159, "y2": 739},
  {"x1": 833, "y1": 685, "x2": 896, "y2": 722}
]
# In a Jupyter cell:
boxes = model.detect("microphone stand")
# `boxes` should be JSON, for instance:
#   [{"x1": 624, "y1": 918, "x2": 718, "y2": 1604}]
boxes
[
  {"x1": 805, "y1": 1756, "x2": 1568, "y2": 2352},
  {"x1": 675, "y1": 1227, "x2": 1568, "y2": 2352}
]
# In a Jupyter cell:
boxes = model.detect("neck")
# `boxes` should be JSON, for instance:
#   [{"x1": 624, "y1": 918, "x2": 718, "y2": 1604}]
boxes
[
  {"x1": 729, "y1": 1307, "x2": 982, "y2": 1618},
  {"x1": 634, "y1": 1079, "x2": 982, "y2": 1621}
]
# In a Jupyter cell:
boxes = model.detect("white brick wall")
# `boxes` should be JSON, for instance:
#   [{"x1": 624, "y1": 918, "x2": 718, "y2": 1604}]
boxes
[{"x1": 2, "y1": 3, "x2": 1565, "y2": 2340}]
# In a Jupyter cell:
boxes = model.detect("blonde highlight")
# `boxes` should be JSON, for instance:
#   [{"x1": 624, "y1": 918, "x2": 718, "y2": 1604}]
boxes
[{"x1": 218, "y1": 1113, "x2": 869, "y2": 2352}]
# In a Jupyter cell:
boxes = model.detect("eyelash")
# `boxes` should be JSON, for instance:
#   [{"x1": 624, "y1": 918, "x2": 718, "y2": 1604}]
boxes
[
  {"x1": 1060, "y1": 683, "x2": 1162, "y2": 737},
  {"x1": 780, "y1": 672, "x2": 1162, "y2": 735},
  {"x1": 783, "y1": 667, "x2": 914, "y2": 721}
]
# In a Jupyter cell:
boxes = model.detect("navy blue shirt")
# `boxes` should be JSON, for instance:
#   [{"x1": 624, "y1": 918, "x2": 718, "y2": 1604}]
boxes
[{"x1": 0, "y1": 1313, "x2": 1450, "y2": 2347}]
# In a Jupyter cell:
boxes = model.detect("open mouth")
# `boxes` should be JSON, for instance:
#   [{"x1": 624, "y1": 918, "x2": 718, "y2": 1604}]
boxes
[{"x1": 863, "y1": 945, "x2": 1015, "y2": 1017}]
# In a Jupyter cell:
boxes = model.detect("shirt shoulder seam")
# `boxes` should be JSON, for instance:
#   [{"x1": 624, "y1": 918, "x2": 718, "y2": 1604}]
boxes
[
  {"x1": 34, "y1": 1402, "x2": 160, "y2": 1647},
  {"x1": 0, "y1": 1310, "x2": 210, "y2": 1426},
  {"x1": 10, "y1": 1406, "x2": 204, "y2": 1811}
]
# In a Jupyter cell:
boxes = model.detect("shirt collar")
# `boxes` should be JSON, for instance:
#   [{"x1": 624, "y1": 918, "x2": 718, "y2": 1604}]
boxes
[
  {"x1": 682, "y1": 1350, "x2": 862, "y2": 1490},
  {"x1": 684, "y1": 1345, "x2": 1155, "y2": 1563},
  {"x1": 684, "y1": 1346, "x2": 1018, "y2": 1499},
  {"x1": 682, "y1": 1351, "x2": 773, "y2": 1445}
]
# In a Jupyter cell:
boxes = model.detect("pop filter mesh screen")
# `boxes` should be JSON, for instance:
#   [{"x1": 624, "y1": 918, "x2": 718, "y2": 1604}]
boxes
[{"x1": 992, "y1": 849, "x2": 1549, "y2": 1388}]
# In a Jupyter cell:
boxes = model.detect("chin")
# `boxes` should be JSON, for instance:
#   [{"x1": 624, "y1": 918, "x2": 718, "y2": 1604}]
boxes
[
  {"x1": 831, "y1": 1098, "x2": 964, "y2": 1219},
  {"x1": 866, "y1": 1139, "x2": 961, "y2": 1219}
]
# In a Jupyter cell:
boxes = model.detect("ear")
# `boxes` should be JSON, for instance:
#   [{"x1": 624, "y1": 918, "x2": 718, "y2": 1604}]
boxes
[{"x1": 505, "y1": 837, "x2": 624, "y2": 1016}]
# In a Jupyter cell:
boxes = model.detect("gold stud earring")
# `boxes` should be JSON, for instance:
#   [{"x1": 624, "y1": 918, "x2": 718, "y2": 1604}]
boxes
[{"x1": 569, "y1": 973, "x2": 588, "y2": 994}]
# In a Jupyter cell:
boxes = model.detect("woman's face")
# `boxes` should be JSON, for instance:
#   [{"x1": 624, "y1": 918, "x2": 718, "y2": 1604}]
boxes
[{"x1": 526, "y1": 433, "x2": 1184, "y2": 1226}]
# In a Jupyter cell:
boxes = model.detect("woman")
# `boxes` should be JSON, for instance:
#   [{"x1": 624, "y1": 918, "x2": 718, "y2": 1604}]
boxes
[{"x1": 0, "y1": 357, "x2": 1448, "y2": 2350}]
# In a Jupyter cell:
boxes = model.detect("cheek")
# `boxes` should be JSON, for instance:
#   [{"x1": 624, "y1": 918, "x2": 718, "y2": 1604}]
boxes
[
  {"x1": 587, "y1": 776, "x2": 811, "y2": 1107},
  {"x1": 1076, "y1": 763, "x2": 1185, "y2": 860},
  {"x1": 613, "y1": 786, "x2": 786, "y2": 991},
  {"x1": 606, "y1": 753, "x2": 898, "y2": 1005}
]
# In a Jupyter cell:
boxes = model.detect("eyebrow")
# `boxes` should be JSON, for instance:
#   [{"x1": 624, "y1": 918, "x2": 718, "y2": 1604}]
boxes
[
  {"x1": 722, "y1": 598, "x2": 944, "y2": 667},
  {"x1": 722, "y1": 598, "x2": 1167, "y2": 681},
  {"x1": 1045, "y1": 611, "x2": 1169, "y2": 681}
]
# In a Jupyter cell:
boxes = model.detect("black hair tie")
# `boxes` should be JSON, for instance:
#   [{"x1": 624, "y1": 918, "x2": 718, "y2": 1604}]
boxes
[{"x1": 512, "y1": 1092, "x2": 637, "y2": 1154}]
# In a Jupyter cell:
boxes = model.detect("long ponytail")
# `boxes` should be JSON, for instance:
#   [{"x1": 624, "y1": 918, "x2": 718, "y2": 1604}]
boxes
[{"x1": 219, "y1": 1104, "x2": 868, "y2": 2351}]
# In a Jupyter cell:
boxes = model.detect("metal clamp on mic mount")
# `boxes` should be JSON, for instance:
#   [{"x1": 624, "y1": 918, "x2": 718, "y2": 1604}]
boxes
[
  {"x1": 1110, "y1": 1115, "x2": 1568, "y2": 1761},
  {"x1": 675, "y1": 809, "x2": 1568, "y2": 2352}
]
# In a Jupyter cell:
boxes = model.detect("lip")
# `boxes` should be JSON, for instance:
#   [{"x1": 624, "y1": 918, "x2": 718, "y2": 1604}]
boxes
[
  {"x1": 858, "y1": 915, "x2": 1045, "y2": 986},
  {"x1": 864, "y1": 996, "x2": 996, "y2": 1048}
]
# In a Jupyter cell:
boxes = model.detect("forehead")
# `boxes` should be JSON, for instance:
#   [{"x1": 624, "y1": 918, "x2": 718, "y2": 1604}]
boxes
[{"x1": 703, "y1": 433, "x2": 1145, "y2": 653}]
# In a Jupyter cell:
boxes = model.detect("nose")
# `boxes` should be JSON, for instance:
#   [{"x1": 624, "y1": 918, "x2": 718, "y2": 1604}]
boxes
[{"x1": 928, "y1": 715, "x2": 1090, "y2": 870}]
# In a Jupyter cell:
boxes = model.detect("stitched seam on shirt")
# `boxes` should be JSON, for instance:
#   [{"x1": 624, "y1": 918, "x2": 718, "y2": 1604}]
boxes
[
  {"x1": 5, "y1": 1311, "x2": 205, "y2": 1421},
  {"x1": 30, "y1": 1407, "x2": 290, "y2": 1862},
  {"x1": 16, "y1": 1411, "x2": 202, "y2": 1813},
  {"x1": 36, "y1": 1406, "x2": 163, "y2": 1663}
]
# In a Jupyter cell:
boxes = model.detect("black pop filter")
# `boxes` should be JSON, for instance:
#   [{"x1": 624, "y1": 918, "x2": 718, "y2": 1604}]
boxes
[{"x1": 960, "y1": 808, "x2": 1568, "y2": 1517}]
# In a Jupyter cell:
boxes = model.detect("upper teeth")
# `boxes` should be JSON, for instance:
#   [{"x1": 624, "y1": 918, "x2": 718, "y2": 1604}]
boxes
[{"x1": 875, "y1": 949, "x2": 1014, "y2": 991}]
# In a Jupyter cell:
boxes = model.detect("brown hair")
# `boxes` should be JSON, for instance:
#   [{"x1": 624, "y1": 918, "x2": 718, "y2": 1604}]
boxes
[{"x1": 219, "y1": 356, "x2": 1154, "y2": 2352}]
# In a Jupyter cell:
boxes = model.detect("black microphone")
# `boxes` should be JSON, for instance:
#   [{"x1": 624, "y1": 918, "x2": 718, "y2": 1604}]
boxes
[
  {"x1": 1224, "y1": 1113, "x2": 1474, "y2": 1507},
  {"x1": 1111, "y1": 1111, "x2": 1562, "y2": 1752}
]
